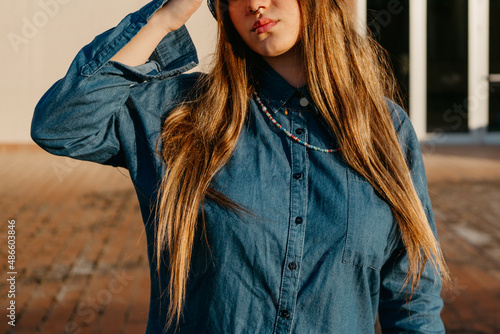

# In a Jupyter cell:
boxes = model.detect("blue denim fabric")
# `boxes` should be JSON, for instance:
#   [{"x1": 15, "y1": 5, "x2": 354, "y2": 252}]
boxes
[{"x1": 31, "y1": 1, "x2": 445, "y2": 333}]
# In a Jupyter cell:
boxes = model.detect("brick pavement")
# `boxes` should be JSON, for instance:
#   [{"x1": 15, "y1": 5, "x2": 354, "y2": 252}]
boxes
[
  {"x1": 0, "y1": 144, "x2": 499, "y2": 334},
  {"x1": 0, "y1": 146, "x2": 149, "y2": 334},
  {"x1": 422, "y1": 146, "x2": 500, "y2": 334}
]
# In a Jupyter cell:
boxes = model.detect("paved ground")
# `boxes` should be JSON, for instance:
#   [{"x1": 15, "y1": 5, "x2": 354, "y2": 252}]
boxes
[{"x1": 0, "y1": 144, "x2": 499, "y2": 334}]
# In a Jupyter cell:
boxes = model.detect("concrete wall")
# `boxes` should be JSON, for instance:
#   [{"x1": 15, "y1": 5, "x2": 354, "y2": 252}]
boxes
[{"x1": 1, "y1": 0, "x2": 217, "y2": 143}]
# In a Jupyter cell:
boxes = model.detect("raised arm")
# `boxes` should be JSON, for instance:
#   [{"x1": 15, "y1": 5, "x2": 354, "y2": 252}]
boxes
[
  {"x1": 31, "y1": 0, "x2": 201, "y2": 167},
  {"x1": 110, "y1": 0, "x2": 203, "y2": 66}
]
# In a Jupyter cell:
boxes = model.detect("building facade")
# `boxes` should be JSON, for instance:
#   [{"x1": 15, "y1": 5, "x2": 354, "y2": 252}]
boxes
[
  {"x1": 2, "y1": 0, "x2": 498, "y2": 144},
  {"x1": 361, "y1": 0, "x2": 499, "y2": 144}
]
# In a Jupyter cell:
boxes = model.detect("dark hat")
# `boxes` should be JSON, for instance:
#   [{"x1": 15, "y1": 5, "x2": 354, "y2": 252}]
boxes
[{"x1": 207, "y1": 0, "x2": 217, "y2": 18}]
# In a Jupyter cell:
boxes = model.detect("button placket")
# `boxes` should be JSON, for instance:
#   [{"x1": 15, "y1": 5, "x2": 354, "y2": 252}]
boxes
[{"x1": 273, "y1": 112, "x2": 308, "y2": 334}]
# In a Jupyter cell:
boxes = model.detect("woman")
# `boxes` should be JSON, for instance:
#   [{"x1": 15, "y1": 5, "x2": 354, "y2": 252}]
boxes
[{"x1": 32, "y1": 0, "x2": 449, "y2": 332}]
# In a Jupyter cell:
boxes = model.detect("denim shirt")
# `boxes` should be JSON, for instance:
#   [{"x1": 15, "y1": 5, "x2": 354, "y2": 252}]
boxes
[{"x1": 31, "y1": 1, "x2": 444, "y2": 333}]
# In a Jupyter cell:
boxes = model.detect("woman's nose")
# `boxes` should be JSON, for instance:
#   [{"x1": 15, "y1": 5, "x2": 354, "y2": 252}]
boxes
[{"x1": 247, "y1": 0, "x2": 269, "y2": 14}]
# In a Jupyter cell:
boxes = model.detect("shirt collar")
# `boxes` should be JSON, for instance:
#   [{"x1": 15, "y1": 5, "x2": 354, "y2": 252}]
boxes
[{"x1": 254, "y1": 62, "x2": 315, "y2": 114}]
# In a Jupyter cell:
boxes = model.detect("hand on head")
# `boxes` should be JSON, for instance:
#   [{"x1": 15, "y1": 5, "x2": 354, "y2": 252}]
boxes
[{"x1": 152, "y1": 0, "x2": 204, "y2": 34}]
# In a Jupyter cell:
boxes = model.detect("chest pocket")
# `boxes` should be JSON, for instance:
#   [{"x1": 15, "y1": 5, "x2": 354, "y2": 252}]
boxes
[{"x1": 342, "y1": 168, "x2": 396, "y2": 270}]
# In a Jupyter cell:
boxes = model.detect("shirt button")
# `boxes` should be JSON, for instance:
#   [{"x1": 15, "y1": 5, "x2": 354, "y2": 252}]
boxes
[
  {"x1": 288, "y1": 262, "x2": 297, "y2": 271},
  {"x1": 280, "y1": 310, "x2": 291, "y2": 319},
  {"x1": 295, "y1": 217, "x2": 303, "y2": 224},
  {"x1": 299, "y1": 97, "x2": 309, "y2": 107},
  {"x1": 295, "y1": 128, "x2": 304, "y2": 135},
  {"x1": 293, "y1": 172, "x2": 303, "y2": 180}
]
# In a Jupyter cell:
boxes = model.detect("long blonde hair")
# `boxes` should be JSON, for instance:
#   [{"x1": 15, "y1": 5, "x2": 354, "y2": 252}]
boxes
[{"x1": 155, "y1": 0, "x2": 449, "y2": 329}]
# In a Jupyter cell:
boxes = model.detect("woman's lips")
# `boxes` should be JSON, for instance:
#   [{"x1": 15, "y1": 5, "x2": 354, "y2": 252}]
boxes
[{"x1": 252, "y1": 19, "x2": 277, "y2": 34}]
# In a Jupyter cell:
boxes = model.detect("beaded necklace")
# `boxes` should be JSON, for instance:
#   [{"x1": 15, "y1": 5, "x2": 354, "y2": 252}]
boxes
[{"x1": 253, "y1": 92, "x2": 340, "y2": 153}]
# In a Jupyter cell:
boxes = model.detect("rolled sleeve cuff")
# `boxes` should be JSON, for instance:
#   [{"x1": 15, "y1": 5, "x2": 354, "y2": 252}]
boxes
[{"x1": 80, "y1": 0, "x2": 198, "y2": 79}]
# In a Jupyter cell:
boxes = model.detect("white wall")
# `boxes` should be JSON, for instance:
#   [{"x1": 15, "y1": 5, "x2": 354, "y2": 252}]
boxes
[{"x1": 0, "y1": 0, "x2": 217, "y2": 143}]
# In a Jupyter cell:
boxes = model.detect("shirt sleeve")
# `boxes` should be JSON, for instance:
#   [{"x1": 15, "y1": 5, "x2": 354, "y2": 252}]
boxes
[
  {"x1": 378, "y1": 102, "x2": 445, "y2": 333},
  {"x1": 31, "y1": 0, "x2": 198, "y2": 167}
]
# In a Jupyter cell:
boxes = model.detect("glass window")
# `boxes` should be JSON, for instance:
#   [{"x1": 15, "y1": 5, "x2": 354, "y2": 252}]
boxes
[
  {"x1": 367, "y1": 0, "x2": 410, "y2": 111},
  {"x1": 427, "y1": 0, "x2": 468, "y2": 133},
  {"x1": 489, "y1": 1, "x2": 500, "y2": 132}
]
